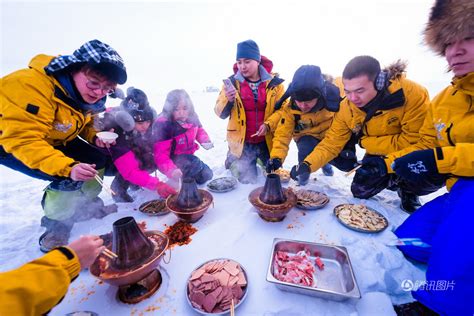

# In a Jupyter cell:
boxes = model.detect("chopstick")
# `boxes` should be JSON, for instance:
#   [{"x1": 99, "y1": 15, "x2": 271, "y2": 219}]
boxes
[
  {"x1": 344, "y1": 164, "x2": 362, "y2": 177},
  {"x1": 101, "y1": 248, "x2": 118, "y2": 260},
  {"x1": 230, "y1": 299, "x2": 235, "y2": 316},
  {"x1": 94, "y1": 174, "x2": 116, "y2": 196}
]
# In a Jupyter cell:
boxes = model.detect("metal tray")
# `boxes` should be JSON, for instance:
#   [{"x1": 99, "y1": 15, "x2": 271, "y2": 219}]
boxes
[
  {"x1": 186, "y1": 258, "x2": 248, "y2": 315},
  {"x1": 333, "y1": 204, "x2": 388, "y2": 233},
  {"x1": 206, "y1": 177, "x2": 237, "y2": 193},
  {"x1": 295, "y1": 190, "x2": 330, "y2": 210},
  {"x1": 266, "y1": 238, "x2": 360, "y2": 301}
]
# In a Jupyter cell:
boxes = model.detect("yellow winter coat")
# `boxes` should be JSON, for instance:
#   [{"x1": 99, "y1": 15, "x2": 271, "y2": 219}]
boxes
[
  {"x1": 385, "y1": 73, "x2": 474, "y2": 190},
  {"x1": 0, "y1": 54, "x2": 98, "y2": 177},
  {"x1": 0, "y1": 247, "x2": 81, "y2": 315},
  {"x1": 214, "y1": 77, "x2": 285, "y2": 158},
  {"x1": 270, "y1": 102, "x2": 335, "y2": 162},
  {"x1": 304, "y1": 75, "x2": 430, "y2": 172}
]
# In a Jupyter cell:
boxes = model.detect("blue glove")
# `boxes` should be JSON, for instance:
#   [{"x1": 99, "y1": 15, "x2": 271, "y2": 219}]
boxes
[
  {"x1": 356, "y1": 156, "x2": 387, "y2": 180},
  {"x1": 266, "y1": 158, "x2": 282, "y2": 173},
  {"x1": 290, "y1": 162, "x2": 311, "y2": 185},
  {"x1": 392, "y1": 149, "x2": 438, "y2": 183}
]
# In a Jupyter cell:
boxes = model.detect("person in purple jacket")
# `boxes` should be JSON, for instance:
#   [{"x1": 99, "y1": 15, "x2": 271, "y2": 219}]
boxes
[
  {"x1": 102, "y1": 88, "x2": 176, "y2": 202},
  {"x1": 153, "y1": 89, "x2": 214, "y2": 186}
]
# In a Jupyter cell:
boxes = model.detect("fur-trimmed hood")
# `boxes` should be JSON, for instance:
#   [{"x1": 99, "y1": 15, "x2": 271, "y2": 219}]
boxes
[
  {"x1": 424, "y1": 0, "x2": 474, "y2": 56},
  {"x1": 383, "y1": 59, "x2": 407, "y2": 81}
]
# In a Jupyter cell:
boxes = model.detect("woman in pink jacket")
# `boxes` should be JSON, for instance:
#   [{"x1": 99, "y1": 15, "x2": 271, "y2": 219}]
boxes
[
  {"x1": 153, "y1": 89, "x2": 213, "y2": 185},
  {"x1": 102, "y1": 88, "x2": 176, "y2": 202}
]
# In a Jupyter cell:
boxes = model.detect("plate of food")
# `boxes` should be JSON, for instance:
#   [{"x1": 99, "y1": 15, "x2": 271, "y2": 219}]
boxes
[
  {"x1": 206, "y1": 177, "x2": 237, "y2": 193},
  {"x1": 139, "y1": 199, "x2": 170, "y2": 216},
  {"x1": 186, "y1": 258, "x2": 248, "y2": 315},
  {"x1": 272, "y1": 168, "x2": 290, "y2": 183},
  {"x1": 334, "y1": 204, "x2": 388, "y2": 233},
  {"x1": 295, "y1": 190, "x2": 330, "y2": 210}
]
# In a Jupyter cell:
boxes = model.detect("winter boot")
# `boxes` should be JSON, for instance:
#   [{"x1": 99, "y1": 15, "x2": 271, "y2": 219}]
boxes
[
  {"x1": 196, "y1": 165, "x2": 213, "y2": 184},
  {"x1": 39, "y1": 216, "x2": 73, "y2": 253},
  {"x1": 398, "y1": 189, "x2": 422, "y2": 214},
  {"x1": 322, "y1": 164, "x2": 334, "y2": 176},
  {"x1": 393, "y1": 301, "x2": 439, "y2": 316},
  {"x1": 111, "y1": 174, "x2": 134, "y2": 203}
]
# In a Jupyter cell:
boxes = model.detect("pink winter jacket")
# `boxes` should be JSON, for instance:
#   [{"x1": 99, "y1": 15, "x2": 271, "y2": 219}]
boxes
[{"x1": 153, "y1": 116, "x2": 211, "y2": 178}]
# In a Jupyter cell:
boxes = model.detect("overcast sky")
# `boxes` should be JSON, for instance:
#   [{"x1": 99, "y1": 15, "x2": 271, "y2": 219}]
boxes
[{"x1": 2, "y1": 0, "x2": 451, "y2": 96}]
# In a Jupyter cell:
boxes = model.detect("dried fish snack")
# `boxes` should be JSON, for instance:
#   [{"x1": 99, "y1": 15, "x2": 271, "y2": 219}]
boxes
[
  {"x1": 139, "y1": 199, "x2": 169, "y2": 216},
  {"x1": 295, "y1": 190, "x2": 329, "y2": 210},
  {"x1": 334, "y1": 204, "x2": 388, "y2": 233}
]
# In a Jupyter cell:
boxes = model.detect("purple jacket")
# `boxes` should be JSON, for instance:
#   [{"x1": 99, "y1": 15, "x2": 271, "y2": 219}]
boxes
[
  {"x1": 153, "y1": 116, "x2": 211, "y2": 177},
  {"x1": 106, "y1": 123, "x2": 161, "y2": 190}
]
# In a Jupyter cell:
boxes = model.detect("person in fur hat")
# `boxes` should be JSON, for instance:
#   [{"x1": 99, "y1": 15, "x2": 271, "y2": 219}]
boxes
[
  {"x1": 100, "y1": 87, "x2": 176, "y2": 202},
  {"x1": 293, "y1": 56, "x2": 444, "y2": 213},
  {"x1": 383, "y1": 1, "x2": 474, "y2": 314},
  {"x1": 215, "y1": 39, "x2": 285, "y2": 184},
  {"x1": 264, "y1": 65, "x2": 344, "y2": 181},
  {"x1": 0, "y1": 39, "x2": 126, "y2": 252}
]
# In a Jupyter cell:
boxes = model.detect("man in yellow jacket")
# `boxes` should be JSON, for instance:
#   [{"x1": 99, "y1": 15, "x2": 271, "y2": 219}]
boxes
[
  {"x1": 291, "y1": 56, "x2": 444, "y2": 212},
  {"x1": 0, "y1": 40, "x2": 127, "y2": 252},
  {"x1": 383, "y1": 1, "x2": 474, "y2": 314},
  {"x1": 215, "y1": 39, "x2": 284, "y2": 184},
  {"x1": 265, "y1": 65, "x2": 346, "y2": 181},
  {"x1": 0, "y1": 235, "x2": 104, "y2": 315}
]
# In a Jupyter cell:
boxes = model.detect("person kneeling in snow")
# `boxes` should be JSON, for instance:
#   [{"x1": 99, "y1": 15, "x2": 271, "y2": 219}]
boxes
[
  {"x1": 0, "y1": 40, "x2": 126, "y2": 252},
  {"x1": 100, "y1": 87, "x2": 176, "y2": 203},
  {"x1": 153, "y1": 89, "x2": 214, "y2": 186},
  {"x1": 265, "y1": 65, "x2": 343, "y2": 181},
  {"x1": 0, "y1": 235, "x2": 105, "y2": 315},
  {"x1": 385, "y1": 1, "x2": 474, "y2": 315},
  {"x1": 293, "y1": 56, "x2": 444, "y2": 213}
]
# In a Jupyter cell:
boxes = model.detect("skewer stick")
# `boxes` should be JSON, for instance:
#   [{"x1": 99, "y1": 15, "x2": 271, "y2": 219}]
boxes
[
  {"x1": 102, "y1": 248, "x2": 118, "y2": 258},
  {"x1": 230, "y1": 299, "x2": 235, "y2": 316},
  {"x1": 94, "y1": 174, "x2": 116, "y2": 196},
  {"x1": 344, "y1": 164, "x2": 363, "y2": 177}
]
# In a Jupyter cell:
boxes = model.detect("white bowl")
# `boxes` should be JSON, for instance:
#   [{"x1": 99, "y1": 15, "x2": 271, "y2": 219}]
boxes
[{"x1": 96, "y1": 131, "x2": 119, "y2": 143}]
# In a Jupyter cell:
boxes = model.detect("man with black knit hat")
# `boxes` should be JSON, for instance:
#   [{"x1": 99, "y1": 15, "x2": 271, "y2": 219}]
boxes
[
  {"x1": 215, "y1": 39, "x2": 285, "y2": 183},
  {"x1": 0, "y1": 39, "x2": 127, "y2": 252},
  {"x1": 264, "y1": 65, "x2": 343, "y2": 182},
  {"x1": 383, "y1": 1, "x2": 474, "y2": 315}
]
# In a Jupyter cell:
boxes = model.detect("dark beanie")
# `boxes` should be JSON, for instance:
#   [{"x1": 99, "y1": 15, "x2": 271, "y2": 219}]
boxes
[
  {"x1": 290, "y1": 65, "x2": 324, "y2": 101},
  {"x1": 121, "y1": 88, "x2": 154, "y2": 122},
  {"x1": 236, "y1": 40, "x2": 261, "y2": 62}
]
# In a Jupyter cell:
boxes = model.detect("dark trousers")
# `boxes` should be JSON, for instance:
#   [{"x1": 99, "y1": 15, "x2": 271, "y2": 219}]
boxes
[
  {"x1": 225, "y1": 142, "x2": 269, "y2": 183},
  {"x1": 296, "y1": 135, "x2": 357, "y2": 172},
  {"x1": 0, "y1": 138, "x2": 107, "y2": 190},
  {"x1": 351, "y1": 154, "x2": 446, "y2": 199},
  {"x1": 173, "y1": 154, "x2": 213, "y2": 184}
]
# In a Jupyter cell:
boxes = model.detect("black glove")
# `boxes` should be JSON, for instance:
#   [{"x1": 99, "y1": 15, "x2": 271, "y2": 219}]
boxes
[
  {"x1": 290, "y1": 162, "x2": 311, "y2": 185},
  {"x1": 392, "y1": 149, "x2": 438, "y2": 183},
  {"x1": 266, "y1": 158, "x2": 282, "y2": 173},
  {"x1": 356, "y1": 156, "x2": 387, "y2": 180}
]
